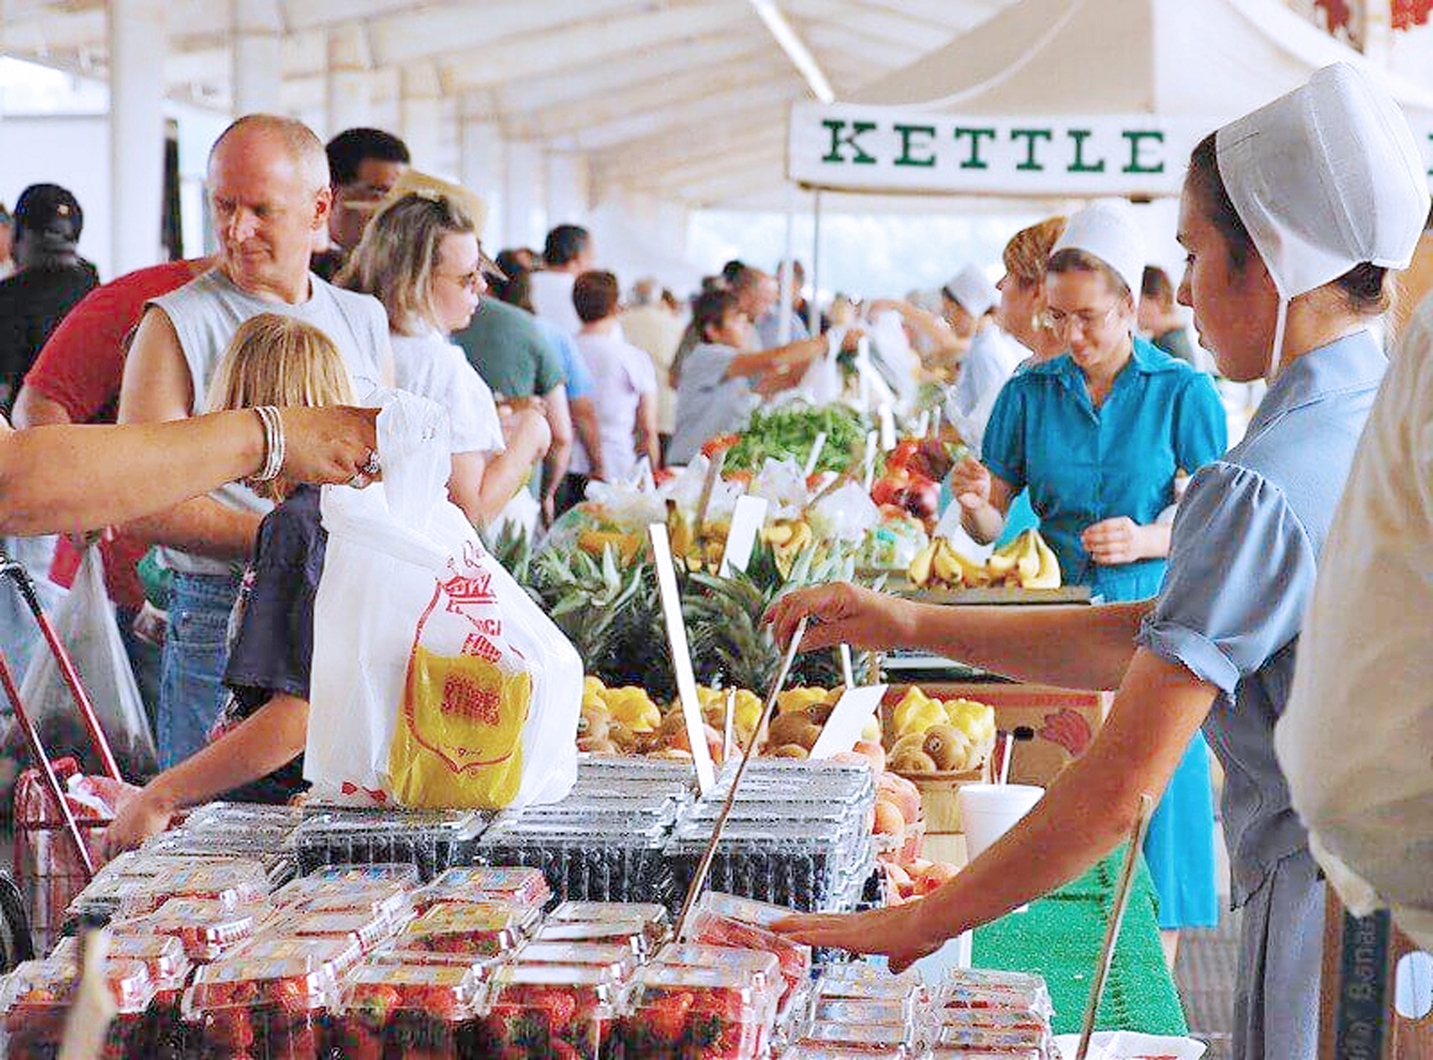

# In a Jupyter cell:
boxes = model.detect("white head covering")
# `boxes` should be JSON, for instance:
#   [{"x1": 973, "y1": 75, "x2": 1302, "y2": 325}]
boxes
[
  {"x1": 942, "y1": 264, "x2": 999, "y2": 317},
  {"x1": 1050, "y1": 200, "x2": 1146, "y2": 303},
  {"x1": 1215, "y1": 62, "x2": 1431, "y2": 377}
]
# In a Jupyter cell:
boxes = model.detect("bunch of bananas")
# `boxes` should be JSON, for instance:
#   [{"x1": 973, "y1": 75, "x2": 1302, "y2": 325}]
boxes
[{"x1": 907, "y1": 530, "x2": 1060, "y2": 590}]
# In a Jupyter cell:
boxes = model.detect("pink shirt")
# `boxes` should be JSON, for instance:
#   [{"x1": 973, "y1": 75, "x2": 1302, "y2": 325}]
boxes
[{"x1": 571, "y1": 330, "x2": 657, "y2": 481}]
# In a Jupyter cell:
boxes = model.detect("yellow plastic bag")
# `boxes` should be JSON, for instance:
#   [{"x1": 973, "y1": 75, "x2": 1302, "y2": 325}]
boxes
[{"x1": 388, "y1": 647, "x2": 531, "y2": 809}]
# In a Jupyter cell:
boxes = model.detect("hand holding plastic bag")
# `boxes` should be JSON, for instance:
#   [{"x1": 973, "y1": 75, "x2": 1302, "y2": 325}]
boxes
[{"x1": 306, "y1": 390, "x2": 582, "y2": 811}]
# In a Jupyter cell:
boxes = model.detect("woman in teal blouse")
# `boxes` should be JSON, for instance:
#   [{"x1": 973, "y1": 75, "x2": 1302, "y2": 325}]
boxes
[{"x1": 951, "y1": 205, "x2": 1227, "y2": 953}]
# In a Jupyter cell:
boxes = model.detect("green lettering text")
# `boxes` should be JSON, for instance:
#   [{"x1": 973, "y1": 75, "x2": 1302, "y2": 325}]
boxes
[
  {"x1": 1010, "y1": 128, "x2": 1054, "y2": 171},
  {"x1": 893, "y1": 124, "x2": 937, "y2": 167},
  {"x1": 1067, "y1": 128, "x2": 1106, "y2": 173},
  {"x1": 1122, "y1": 130, "x2": 1166, "y2": 174},
  {"x1": 822, "y1": 120, "x2": 878, "y2": 165},
  {"x1": 953, "y1": 126, "x2": 997, "y2": 170}
]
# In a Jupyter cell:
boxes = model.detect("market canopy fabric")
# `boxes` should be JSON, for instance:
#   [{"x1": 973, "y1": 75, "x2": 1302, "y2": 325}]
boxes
[{"x1": 787, "y1": 0, "x2": 1433, "y2": 197}]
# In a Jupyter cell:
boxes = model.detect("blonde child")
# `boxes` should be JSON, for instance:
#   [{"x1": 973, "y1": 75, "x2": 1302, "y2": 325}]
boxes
[{"x1": 106, "y1": 314, "x2": 356, "y2": 852}]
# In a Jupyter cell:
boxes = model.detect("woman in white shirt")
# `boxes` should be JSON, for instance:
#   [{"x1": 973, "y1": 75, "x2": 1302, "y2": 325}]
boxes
[{"x1": 340, "y1": 180, "x2": 549, "y2": 526}]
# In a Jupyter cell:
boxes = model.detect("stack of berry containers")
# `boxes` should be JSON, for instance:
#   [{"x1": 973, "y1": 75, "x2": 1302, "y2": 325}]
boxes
[
  {"x1": 794, "y1": 997, "x2": 924, "y2": 1053},
  {"x1": 780, "y1": 1044, "x2": 919, "y2": 1058},
  {"x1": 229, "y1": 936, "x2": 365, "y2": 979},
  {"x1": 617, "y1": 963, "x2": 779, "y2": 1060},
  {"x1": 0, "y1": 956, "x2": 157, "y2": 1060},
  {"x1": 270, "y1": 877, "x2": 414, "y2": 920},
  {"x1": 393, "y1": 901, "x2": 539, "y2": 959},
  {"x1": 293, "y1": 808, "x2": 487, "y2": 881},
  {"x1": 413, "y1": 866, "x2": 552, "y2": 913},
  {"x1": 512, "y1": 939, "x2": 643, "y2": 985},
  {"x1": 683, "y1": 892, "x2": 813, "y2": 1010},
  {"x1": 477, "y1": 963, "x2": 621, "y2": 1059},
  {"x1": 180, "y1": 950, "x2": 339, "y2": 1060},
  {"x1": 931, "y1": 968, "x2": 1056, "y2": 1059},
  {"x1": 263, "y1": 907, "x2": 408, "y2": 956},
  {"x1": 111, "y1": 860, "x2": 273, "y2": 918},
  {"x1": 67, "y1": 852, "x2": 278, "y2": 927},
  {"x1": 111, "y1": 897, "x2": 275, "y2": 963},
  {"x1": 51, "y1": 933, "x2": 195, "y2": 1057},
  {"x1": 330, "y1": 961, "x2": 484, "y2": 1060},
  {"x1": 474, "y1": 815, "x2": 677, "y2": 906},
  {"x1": 667, "y1": 761, "x2": 879, "y2": 916}
]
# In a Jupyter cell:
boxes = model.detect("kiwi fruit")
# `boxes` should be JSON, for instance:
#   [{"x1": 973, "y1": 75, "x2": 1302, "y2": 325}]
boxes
[
  {"x1": 800, "y1": 702, "x2": 836, "y2": 726},
  {"x1": 889, "y1": 732, "x2": 928, "y2": 760},
  {"x1": 767, "y1": 713, "x2": 822, "y2": 750},
  {"x1": 922, "y1": 724, "x2": 970, "y2": 772},
  {"x1": 771, "y1": 744, "x2": 810, "y2": 759},
  {"x1": 890, "y1": 749, "x2": 938, "y2": 773}
]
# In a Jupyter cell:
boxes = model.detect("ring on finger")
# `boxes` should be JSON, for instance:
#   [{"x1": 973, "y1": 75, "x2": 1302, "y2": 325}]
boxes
[{"x1": 361, "y1": 450, "x2": 381, "y2": 476}]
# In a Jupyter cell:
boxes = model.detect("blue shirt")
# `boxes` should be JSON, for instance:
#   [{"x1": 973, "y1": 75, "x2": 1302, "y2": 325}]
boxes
[
  {"x1": 1138, "y1": 330, "x2": 1386, "y2": 906},
  {"x1": 220, "y1": 485, "x2": 325, "y2": 803},
  {"x1": 982, "y1": 337, "x2": 1227, "y2": 601},
  {"x1": 536, "y1": 316, "x2": 591, "y2": 400}
]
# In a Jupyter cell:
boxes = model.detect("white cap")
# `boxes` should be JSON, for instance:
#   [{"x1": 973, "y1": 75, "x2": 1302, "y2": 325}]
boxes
[
  {"x1": 942, "y1": 264, "x2": 999, "y2": 317},
  {"x1": 1217, "y1": 62, "x2": 1429, "y2": 308},
  {"x1": 1216, "y1": 63, "x2": 1430, "y2": 375},
  {"x1": 1050, "y1": 200, "x2": 1146, "y2": 301}
]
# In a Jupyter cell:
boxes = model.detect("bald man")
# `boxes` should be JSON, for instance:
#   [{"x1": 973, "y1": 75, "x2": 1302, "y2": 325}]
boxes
[{"x1": 119, "y1": 113, "x2": 392, "y2": 768}]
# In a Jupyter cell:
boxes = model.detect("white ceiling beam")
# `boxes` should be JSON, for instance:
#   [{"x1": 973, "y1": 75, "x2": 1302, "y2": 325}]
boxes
[
  {"x1": 496, "y1": 34, "x2": 764, "y2": 114},
  {"x1": 527, "y1": 54, "x2": 788, "y2": 140},
  {"x1": 590, "y1": 103, "x2": 791, "y2": 179},
  {"x1": 855, "y1": 0, "x2": 1007, "y2": 30},
  {"x1": 620, "y1": 143, "x2": 787, "y2": 192},
  {"x1": 748, "y1": 0, "x2": 834, "y2": 103},
  {"x1": 571, "y1": 76, "x2": 797, "y2": 151},
  {"x1": 279, "y1": 0, "x2": 417, "y2": 32},
  {"x1": 802, "y1": 25, "x2": 912, "y2": 71},
  {"x1": 1, "y1": 9, "x2": 106, "y2": 52},
  {"x1": 437, "y1": 4, "x2": 737, "y2": 89},
  {"x1": 785, "y1": 0, "x2": 963, "y2": 49},
  {"x1": 368, "y1": 0, "x2": 645, "y2": 67}
]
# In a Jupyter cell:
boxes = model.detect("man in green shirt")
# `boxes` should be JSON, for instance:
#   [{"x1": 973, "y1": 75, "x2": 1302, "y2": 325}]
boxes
[{"x1": 453, "y1": 296, "x2": 574, "y2": 520}]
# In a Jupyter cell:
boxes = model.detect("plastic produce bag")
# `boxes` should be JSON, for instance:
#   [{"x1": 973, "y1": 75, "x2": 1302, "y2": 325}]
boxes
[
  {"x1": 795, "y1": 328, "x2": 846, "y2": 405},
  {"x1": 808, "y1": 481, "x2": 880, "y2": 544},
  {"x1": 307, "y1": 390, "x2": 582, "y2": 811},
  {"x1": 3, "y1": 545, "x2": 156, "y2": 781},
  {"x1": 749, "y1": 458, "x2": 811, "y2": 520}
]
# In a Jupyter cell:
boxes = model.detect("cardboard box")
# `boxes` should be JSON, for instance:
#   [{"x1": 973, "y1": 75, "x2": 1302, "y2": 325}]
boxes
[{"x1": 883, "y1": 682, "x2": 1111, "y2": 788}]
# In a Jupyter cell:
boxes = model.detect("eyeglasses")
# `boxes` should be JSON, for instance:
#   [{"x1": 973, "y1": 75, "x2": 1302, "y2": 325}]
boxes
[
  {"x1": 437, "y1": 269, "x2": 487, "y2": 293},
  {"x1": 1040, "y1": 304, "x2": 1120, "y2": 335}
]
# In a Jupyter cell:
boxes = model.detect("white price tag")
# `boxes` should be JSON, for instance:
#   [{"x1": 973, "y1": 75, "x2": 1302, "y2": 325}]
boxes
[
  {"x1": 718, "y1": 495, "x2": 768, "y2": 577},
  {"x1": 878, "y1": 404, "x2": 897, "y2": 451},
  {"x1": 803, "y1": 431, "x2": 828, "y2": 477},
  {"x1": 648, "y1": 522, "x2": 716, "y2": 795},
  {"x1": 809, "y1": 684, "x2": 888, "y2": 760},
  {"x1": 862, "y1": 430, "x2": 879, "y2": 491},
  {"x1": 838, "y1": 644, "x2": 855, "y2": 689}
]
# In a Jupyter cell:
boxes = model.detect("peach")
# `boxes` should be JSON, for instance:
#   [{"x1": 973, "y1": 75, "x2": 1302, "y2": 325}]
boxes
[
  {"x1": 853, "y1": 740, "x2": 887, "y2": 773},
  {"x1": 916, "y1": 862, "x2": 960, "y2": 896},
  {"x1": 873, "y1": 799, "x2": 906, "y2": 835}
]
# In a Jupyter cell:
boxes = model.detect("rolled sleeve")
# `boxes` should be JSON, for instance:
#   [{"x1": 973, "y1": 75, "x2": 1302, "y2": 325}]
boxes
[
  {"x1": 1138, "y1": 461, "x2": 1318, "y2": 693},
  {"x1": 979, "y1": 378, "x2": 1026, "y2": 490}
]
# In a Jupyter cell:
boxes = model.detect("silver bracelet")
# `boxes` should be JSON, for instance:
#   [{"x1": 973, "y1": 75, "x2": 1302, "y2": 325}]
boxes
[{"x1": 251, "y1": 406, "x2": 285, "y2": 482}]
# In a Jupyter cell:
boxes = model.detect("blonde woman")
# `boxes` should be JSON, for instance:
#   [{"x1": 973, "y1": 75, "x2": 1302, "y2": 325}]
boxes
[
  {"x1": 340, "y1": 179, "x2": 549, "y2": 526},
  {"x1": 107, "y1": 315, "x2": 363, "y2": 850},
  {"x1": 996, "y1": 216, "x2": 1068, "y2": 364}
]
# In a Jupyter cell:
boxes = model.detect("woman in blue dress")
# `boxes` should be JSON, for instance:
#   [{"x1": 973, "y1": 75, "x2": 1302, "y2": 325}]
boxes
[
  {"x1": 765, "y1": 63, "x2": 1429, "y2": 1060},
  {"x1": 950, "y1": 202, "x2": 1227, "y2": 959}
]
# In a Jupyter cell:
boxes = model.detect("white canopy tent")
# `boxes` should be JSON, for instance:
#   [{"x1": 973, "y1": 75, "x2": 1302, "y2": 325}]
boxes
[{"x1": 788, "y1": 0, "x2": 1433, "y2": 199}]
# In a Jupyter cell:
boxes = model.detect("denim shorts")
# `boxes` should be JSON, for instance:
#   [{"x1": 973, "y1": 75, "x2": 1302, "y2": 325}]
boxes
[{"x1": 157, "y1": 572, "x2": 240, "y2": 769}]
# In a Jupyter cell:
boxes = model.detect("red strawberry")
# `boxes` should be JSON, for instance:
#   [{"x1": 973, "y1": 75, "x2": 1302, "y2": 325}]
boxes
[
  {"x1": 527, "y1": 988, "x2": 578, "y2": 1034},
  {"x1": 640, "y1": 991, "x2": 694, "y2": 1045}
]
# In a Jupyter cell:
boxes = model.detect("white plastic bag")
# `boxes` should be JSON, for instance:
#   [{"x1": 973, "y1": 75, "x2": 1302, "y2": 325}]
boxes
[
  {"x1": 1055, "y1": 1031, "x2": 1206, "y2": 1059},
  {"x1": 306, "y1": 391, "x2": 582, "y2": 811},
  {"x1": 3, "y1": 546, "x2": 156, "y2": 781},
  {"x1": 808, "y1": 481, "x2": 880, "y2": 543},
  {"x1": 795, "y1": 327, "x2": 846, "y2": 405}
]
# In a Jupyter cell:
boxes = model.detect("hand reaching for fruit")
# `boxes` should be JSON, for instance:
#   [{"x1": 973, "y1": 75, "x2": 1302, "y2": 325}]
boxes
[
  {"x1": 763, "y1": 581, "x2": 911, "y2": 653},
  {"x1": 949, "y1": 456, "x2": 993, "y2": 512},
  {"x1": 773, "y1": 900, "x2": 945, "y2": 974}
]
